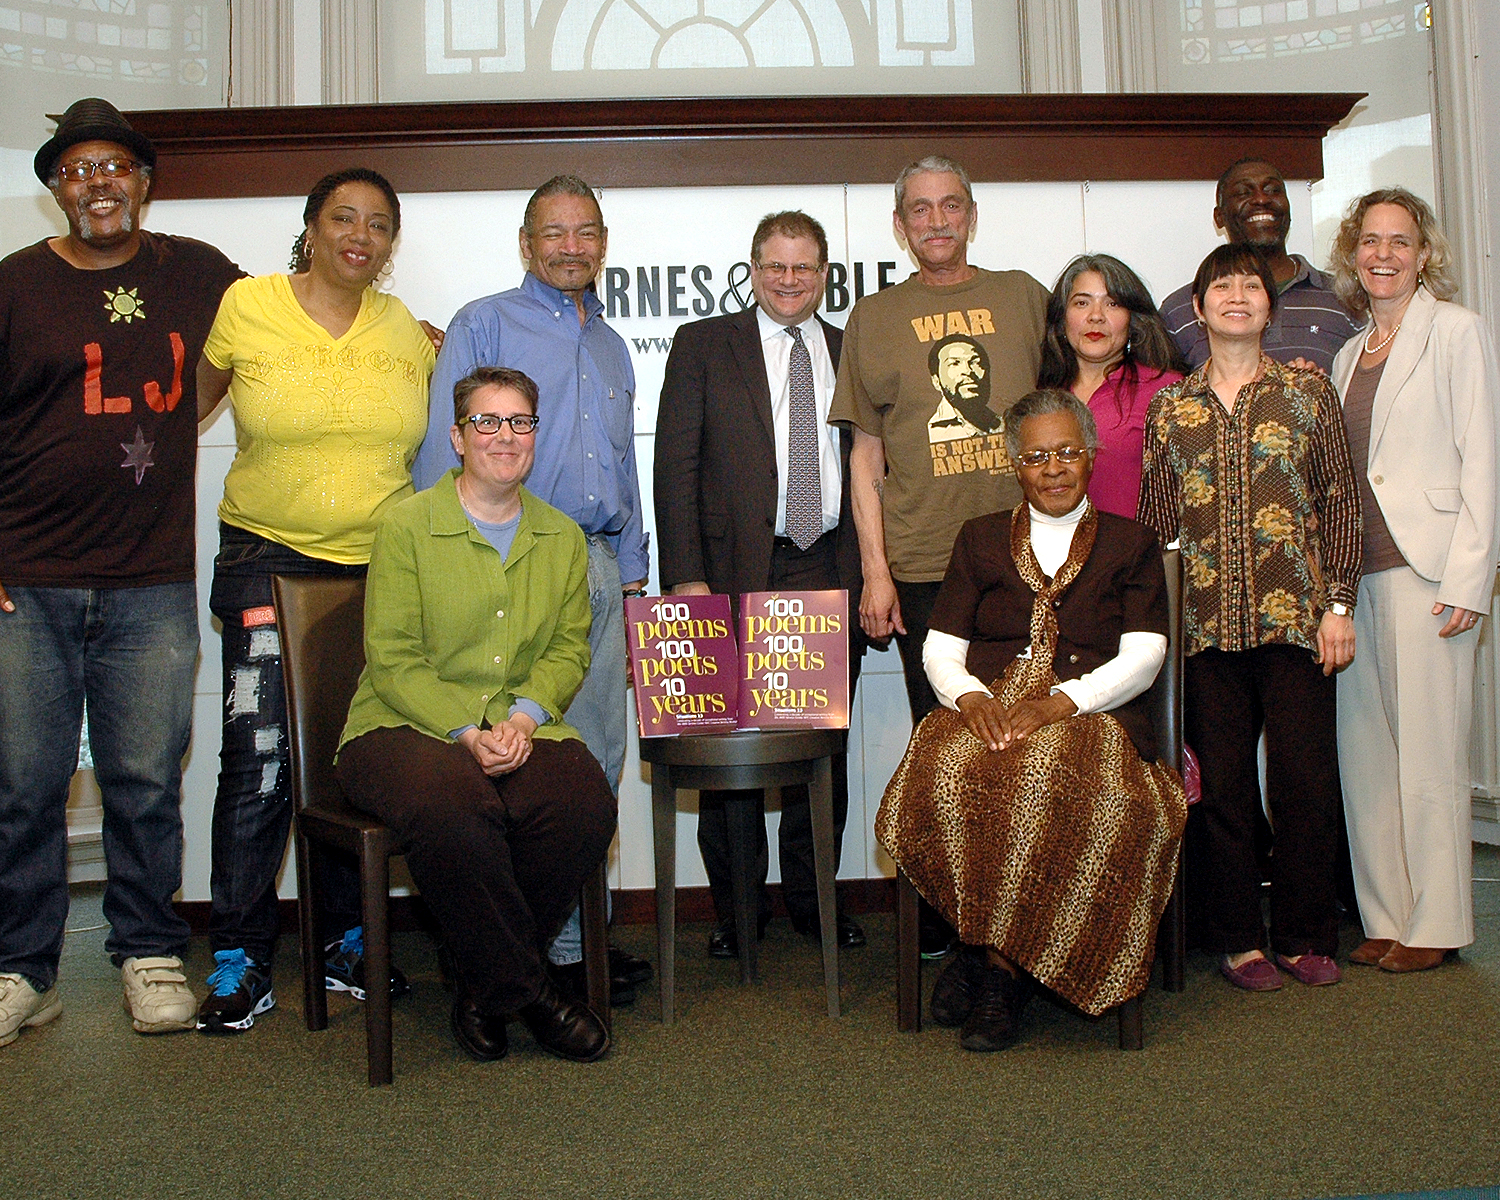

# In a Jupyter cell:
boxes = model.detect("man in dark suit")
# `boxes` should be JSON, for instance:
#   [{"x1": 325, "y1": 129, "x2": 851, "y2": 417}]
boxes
[{"x1": 655, "y1": 210, "x2": 866, "y2": 956}]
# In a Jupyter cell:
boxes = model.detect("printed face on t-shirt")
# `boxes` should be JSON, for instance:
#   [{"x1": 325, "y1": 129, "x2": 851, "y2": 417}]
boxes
[{"x1": 926, "y1": 335, "x2": 998, "y2": 439}]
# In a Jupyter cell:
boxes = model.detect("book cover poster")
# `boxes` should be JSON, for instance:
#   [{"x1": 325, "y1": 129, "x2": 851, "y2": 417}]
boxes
[
  {"x1": 625, "y1": 594, "x2": 739, "y2": 737},
  {"x1": 736, "y1": 590, "x2": 850, "y2": 731}
]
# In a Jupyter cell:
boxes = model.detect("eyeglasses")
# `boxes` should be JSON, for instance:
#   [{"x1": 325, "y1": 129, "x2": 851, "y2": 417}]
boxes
[
  {"x1": 55, "y1": 159, "x2": 140, "y2": 182},
  {"x1": 1014, "y1": 446, "x2": 1089, "y2": 469},
  {"x1": 753, "y1": 261, "x2": 824, "y2": 279},
  {"x1": 465, "y1": 413, "x2": 539, "y2": 435}
]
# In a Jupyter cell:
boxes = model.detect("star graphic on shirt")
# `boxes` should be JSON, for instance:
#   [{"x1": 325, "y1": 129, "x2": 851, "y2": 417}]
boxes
[
  {"x1": 103, "y1": 286, "x2": 145, "y2": 324},
  {"x1": 120, "y1": 425, "x2": 155, "y2": 484}
]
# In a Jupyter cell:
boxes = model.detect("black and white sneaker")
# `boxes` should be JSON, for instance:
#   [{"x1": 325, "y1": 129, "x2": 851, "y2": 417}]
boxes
[
  {"x1": 324, "y1": 926, "x2": 411, "y2": 1001},
  {"x1": 196, "y1": 949, "x2": 275, "y2": 1035}
]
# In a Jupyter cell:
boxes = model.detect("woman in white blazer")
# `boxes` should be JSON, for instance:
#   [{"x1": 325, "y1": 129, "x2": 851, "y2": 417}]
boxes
[{"x1": 1329, "y1": 187, "x2": 1500, "y2": 972}]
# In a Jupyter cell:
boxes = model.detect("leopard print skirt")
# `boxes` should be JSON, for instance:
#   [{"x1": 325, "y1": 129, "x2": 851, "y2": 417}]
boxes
[{"x1": 876, "y1": 691, "x2": 1186, "y2": 1016}]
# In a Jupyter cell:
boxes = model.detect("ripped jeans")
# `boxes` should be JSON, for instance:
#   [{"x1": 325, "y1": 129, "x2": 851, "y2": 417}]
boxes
[{"x1": 207, "y1": 523, "x2": 362, "y2": 968}]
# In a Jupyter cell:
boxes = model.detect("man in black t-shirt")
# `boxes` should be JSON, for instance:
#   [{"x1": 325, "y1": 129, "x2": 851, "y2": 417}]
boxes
[{"x1": 0, "y1": 99, "x2": 242, "y2": 1047}]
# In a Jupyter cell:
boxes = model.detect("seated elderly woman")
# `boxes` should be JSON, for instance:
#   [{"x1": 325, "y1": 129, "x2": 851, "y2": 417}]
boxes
[
  {"x1": 335, "y1": 366, "x2": 617, "y2": 1064},
  {"x1": 876, "y1": 389, "x2": 1186, "y2": 1052}
]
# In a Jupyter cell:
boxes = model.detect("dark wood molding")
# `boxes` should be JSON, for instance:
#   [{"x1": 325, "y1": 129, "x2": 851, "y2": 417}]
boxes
[{"x1": 126, "y1": 93, "x2": 1363, "y2": 200}]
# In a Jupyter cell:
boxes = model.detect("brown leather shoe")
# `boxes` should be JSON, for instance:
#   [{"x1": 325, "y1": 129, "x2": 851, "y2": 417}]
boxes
[
  {"x1": 1349, "y1": 938, "x2": 1395, "y2": 966},
  {"x1": 1377, "y1": 943, "x2": 1456, "y2": 973}
]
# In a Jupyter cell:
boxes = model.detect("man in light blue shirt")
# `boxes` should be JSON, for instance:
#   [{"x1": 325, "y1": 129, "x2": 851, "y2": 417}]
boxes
[{"x1": 412, "y1": 175, "x2": 650, "y2": 1003}]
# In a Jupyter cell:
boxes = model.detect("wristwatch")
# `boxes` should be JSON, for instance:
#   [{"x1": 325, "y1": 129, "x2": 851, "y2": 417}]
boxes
[
  {"x1": 1329, "y1": 602, "x2": 1351, "y2": 617},
  {"x1": 622, "y1": 587, "x2": 648, "y2": 598}
]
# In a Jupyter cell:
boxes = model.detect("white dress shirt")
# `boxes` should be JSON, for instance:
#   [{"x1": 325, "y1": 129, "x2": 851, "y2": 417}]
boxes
[
  {"x1": 758, "y1": 306, "x2": 841, "y2": 537},
  {"x1": 923, "y1": 499, "x2": 1167, "y2": 714}
]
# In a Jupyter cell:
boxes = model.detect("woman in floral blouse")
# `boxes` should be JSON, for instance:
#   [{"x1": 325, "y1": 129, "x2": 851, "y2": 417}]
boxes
[{"x1": 1138, "y1": 243, "x2": 1363, "y2": 993}]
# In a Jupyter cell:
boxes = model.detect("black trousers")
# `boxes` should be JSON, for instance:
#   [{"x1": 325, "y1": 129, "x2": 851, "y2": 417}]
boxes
[
  {"x1": 892, "y1": 579, "x2": 943, "y2": 726},
  {"x1": 697, "y1": 534, "x2": 861, "y2": 924},
  {"x1": 1184, "y1": 644, "x2": 1341, "y2": 958},
  {"x1": 337, "y1": 728, "x2": 617, "y2": 1014}
]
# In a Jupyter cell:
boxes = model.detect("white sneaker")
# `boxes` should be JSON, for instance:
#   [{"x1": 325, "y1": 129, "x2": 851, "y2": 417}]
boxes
[
  {"x1": 0, "y1": 972, "x2": 63, "y2": 1047},
  {"x1": 121, "y1": 956, "x2": 197, "y2": 1034}
]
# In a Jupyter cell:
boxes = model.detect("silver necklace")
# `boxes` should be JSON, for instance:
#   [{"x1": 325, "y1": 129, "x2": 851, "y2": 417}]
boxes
[{"x1": 1364, "y1": 323, "x2": 1400, "y2": 355}]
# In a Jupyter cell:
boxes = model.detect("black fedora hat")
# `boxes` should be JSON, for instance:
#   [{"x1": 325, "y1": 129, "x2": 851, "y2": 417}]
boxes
[{"x1": 34, "y1": 97, "x2": 157, "y2": 184}]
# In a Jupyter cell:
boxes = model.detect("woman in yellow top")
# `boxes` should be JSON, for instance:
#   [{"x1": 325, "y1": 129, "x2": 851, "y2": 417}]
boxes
[{"x1": 192, "y1": 168, "x2": 435, "y2": 1036}]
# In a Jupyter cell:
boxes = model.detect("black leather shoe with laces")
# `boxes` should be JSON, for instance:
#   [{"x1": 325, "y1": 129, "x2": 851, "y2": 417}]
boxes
[
  {"x1": 518, "y1": 977, "x2": 610, "y2": 1062},
  {"x1": 451, "y1": 996, "x2": 508, "y2": 1061}
]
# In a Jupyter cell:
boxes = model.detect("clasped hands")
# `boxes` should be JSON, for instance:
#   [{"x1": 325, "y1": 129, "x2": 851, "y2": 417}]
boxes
[
  {"x1": 458, "y1": 713, "x2": 538, "y2": 776},
  {"x1": 955, "y1": 690, "x2": 1078, "y2": 753}
]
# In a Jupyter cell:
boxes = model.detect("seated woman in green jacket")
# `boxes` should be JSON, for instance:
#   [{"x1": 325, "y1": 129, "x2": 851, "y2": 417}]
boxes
[{"x1": 336, "y1": 366, "x2": 617, "y2": 1063}]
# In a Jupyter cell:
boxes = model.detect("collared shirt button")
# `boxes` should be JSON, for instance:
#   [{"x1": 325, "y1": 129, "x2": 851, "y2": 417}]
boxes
[
  {"x1": 587, "y1": 453, "x2": 594, "y2": 459},
  {"x1": 481, "y1": 694, "x2": 489, "y2": 702},
  {"x1": 496, "y1": 609, "x2": 505, "y2": 618},
  {"x1": 1373, "y1": 474, "x2": 1383, "y2": 485},
  {"x1": 1069, "y1": 654, "x2": 1079, "y2": 663},
  {"x1": 588, "y1": 494, "x2": 595, "y2": 501},
  {"x1": 493, "y1": 655, "x2": 502, "y2": 664}
]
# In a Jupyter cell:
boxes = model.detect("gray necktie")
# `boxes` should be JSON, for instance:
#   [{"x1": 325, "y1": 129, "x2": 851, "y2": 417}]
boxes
[{"x1": 784, "y1": 325, "x2": 822, "y2": 552}]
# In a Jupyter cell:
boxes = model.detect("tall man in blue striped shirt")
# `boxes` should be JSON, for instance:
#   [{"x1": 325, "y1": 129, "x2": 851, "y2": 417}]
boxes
[
  {"x1": 1159, "y1": 158, "x2": 1360, "y2": 373},
  {"x1": 412, "y1": 175, "x2": 651, "y2": 1002}
]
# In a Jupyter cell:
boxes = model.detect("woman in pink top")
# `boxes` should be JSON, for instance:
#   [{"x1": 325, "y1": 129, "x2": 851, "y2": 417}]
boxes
[{"x1": 1039, "y1": 254, "x2": 1186, "y2": 517}]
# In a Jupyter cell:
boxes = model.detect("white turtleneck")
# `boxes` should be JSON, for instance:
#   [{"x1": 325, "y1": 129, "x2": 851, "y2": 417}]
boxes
[{"x1": 922, "y1": 499, "x2": 1168, "y2": 715}]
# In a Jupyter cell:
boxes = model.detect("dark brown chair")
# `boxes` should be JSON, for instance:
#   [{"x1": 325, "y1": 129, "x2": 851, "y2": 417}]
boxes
[
  {"x1": 894, "y1": 549, "x2": 1185, "y2": 1050},
  {"x1": 274, "y1": 573, "x2": 610, "y2": 1086}
]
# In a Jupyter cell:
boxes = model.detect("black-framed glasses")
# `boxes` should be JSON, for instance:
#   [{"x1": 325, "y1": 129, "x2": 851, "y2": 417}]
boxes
[
  {"x1": 465, "y1": 413, "x2": 539, "y2": 435},
  {"x1": 1014, "y1": 446, "x2": 1089, "y2": 468},
  {"x1": 56, "y1": 159, "x2": 140, "y2": 182}
]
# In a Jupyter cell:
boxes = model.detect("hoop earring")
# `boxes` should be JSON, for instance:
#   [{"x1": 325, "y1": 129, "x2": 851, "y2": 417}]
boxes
[{"x1": 305, "y1": 241, "x2": 314, "y2": 261}]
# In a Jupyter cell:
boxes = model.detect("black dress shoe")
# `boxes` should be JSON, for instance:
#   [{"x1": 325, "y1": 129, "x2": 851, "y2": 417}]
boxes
[
  {"x1": 930, "y1": 945, "x2": 987, "y2": 1027},
  {"x1": 707, "y1": 915, "x2": 770, "y2": 959},
  {"x1": 548, "y1": 959, "x2": 636, "y2": 1008},
  {"x1": 608, "y1": 946, "x2": 653, "y2": 986},
  {"x1": 789, "y1": 911, "x2": 867, "y2": 948},
  {"x1": 518, "y1": 977, "x2": 610, "y2": 1062},
  {"x1": 451, "y1": 996, "x2": 507, "y2": 1061},
  {"x1": 959, "y1": 964, "x2": 1032, "y2": 1052}
]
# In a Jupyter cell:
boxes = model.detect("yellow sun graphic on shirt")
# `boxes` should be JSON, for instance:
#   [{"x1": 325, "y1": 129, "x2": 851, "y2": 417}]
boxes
[{"x1": 103, "y1": 286, "x2": 144, "y2": 323}]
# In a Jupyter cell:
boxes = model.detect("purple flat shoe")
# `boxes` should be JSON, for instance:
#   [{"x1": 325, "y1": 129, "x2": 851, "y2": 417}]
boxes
[
  {"x1": 1220, "y1": 954, "x2": 1283, "y2": 992},
  {"x1": 1275, "y1": 953, "x2": 1342, "y2": 986}
]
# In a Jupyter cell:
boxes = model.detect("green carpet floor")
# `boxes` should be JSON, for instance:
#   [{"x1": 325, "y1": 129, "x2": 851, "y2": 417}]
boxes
[{"x1": 9, "y1": 848, "x2": 1500, "y2": 1199}]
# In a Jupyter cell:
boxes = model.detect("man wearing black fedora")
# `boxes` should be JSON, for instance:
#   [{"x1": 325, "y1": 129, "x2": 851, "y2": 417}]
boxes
[{"x1": 0, "y1": 98, "x2": 243, "y2": 1047}]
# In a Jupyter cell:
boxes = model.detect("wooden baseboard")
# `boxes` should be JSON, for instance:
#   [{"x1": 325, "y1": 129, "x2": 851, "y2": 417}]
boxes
[{"x1": 173, "y1": 878, "x2": 900, "y2": 935}]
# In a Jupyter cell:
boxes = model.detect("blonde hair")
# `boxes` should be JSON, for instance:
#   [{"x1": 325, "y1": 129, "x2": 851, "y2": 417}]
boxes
[{"x1": 1329, "y1": 187, "x2": 1458, "y2": 318}]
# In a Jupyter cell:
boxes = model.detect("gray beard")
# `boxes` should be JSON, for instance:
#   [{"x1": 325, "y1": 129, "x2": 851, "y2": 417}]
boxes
[{"x1": 76, "y1": 197, "x2": 135, "y2": 243}]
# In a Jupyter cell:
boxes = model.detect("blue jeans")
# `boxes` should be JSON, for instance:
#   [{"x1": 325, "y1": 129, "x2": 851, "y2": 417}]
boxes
[
  {"x1": 547, "y1": 534, "x2": 625, "y2": 965},
  {"x1": 207, "y1": 524, "x2": 362, "y2": 968},
  {"x1": 0, "y1": 583, "x2": 197, "y2": 990}
]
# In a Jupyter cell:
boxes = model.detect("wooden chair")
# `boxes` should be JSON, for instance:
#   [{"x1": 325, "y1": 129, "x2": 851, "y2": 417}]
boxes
[
  {"x1": 274, "y1": 574, "x2": 610, "y2": 1086},
  {"x1": 894, "y1": 549, "x2": 1186, "y2": 1050}
]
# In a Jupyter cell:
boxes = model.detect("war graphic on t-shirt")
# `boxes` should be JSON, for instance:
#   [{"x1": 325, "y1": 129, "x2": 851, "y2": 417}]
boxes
[{"x1": 923, "y1": 333, "x2": 1013, "y2": 479}]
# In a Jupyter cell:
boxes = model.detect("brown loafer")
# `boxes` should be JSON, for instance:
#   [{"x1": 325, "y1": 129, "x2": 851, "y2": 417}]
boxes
[
  {"x1": 1377, "y1": 943, "x2": 1456, "y2": 973},
  {"x1": 1349, "y1": 938, "x2": 1395, "y2": 966}
]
